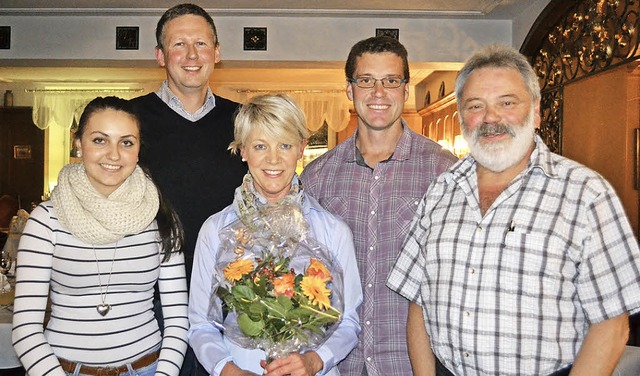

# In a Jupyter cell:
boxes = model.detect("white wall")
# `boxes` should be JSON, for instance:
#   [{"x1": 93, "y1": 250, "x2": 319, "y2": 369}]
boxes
[
  {"x1": 0, "y1": 13, "x2": 512, "y2": 63},
  {"x1": 0, "y1": 10, "x2": 541, "y2": 197},
  {"x1": 512, "y1": 0, "x2": 553, "y2": 51}
]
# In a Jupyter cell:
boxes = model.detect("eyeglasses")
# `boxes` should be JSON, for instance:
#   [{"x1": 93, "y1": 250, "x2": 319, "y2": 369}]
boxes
[{"x1": 349, "y1": 76, "x2": 407, "y2": 89}]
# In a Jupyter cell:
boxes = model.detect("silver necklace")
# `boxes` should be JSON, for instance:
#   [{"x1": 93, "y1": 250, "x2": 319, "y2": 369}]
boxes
[{"x1": 93, "y1": 242, "x2": 117, "y2": 316}]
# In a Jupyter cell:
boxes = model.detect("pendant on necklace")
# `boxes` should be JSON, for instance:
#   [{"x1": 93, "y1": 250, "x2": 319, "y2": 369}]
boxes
[{"x1": 96, "y1": 304, "x2": 111, "y2": 316}]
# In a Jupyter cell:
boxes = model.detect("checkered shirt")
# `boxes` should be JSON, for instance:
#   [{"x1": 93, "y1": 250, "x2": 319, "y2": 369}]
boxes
[
  {"x1": 387, "y1": 137, "x2": 640, "y2": 376},
  {"x1": 301, "y1": 123, "x2": 458, "y2": 376}
]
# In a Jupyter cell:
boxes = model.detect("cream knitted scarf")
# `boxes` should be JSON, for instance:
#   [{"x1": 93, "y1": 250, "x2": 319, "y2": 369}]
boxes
[{"x1": 51, "y1": 163, "x2": 159, "y2": 245}]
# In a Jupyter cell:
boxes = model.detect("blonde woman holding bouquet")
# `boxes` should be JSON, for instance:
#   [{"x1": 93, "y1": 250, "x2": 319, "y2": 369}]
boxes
[
  {"x1": 188, "y1": 94, "x2": 362, "y2": 376},
  {"x1": 12, "y1": 96, "x2": 189, "y2": 376}
]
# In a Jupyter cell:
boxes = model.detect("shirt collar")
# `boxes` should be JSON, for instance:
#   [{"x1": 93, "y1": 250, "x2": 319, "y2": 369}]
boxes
[
  {"x1": 345, "y1": 119, "x2": 413, "y2": 163},
  {"x1": 527, "y1": 135, "x2": 558, "y2": 178},
  {"x1": 156, "y1": 81, "x2": 216, "y2": 120}
]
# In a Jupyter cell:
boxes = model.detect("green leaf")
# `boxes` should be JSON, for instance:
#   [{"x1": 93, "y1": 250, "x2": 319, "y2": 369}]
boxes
[
  {"x1": 277, "y1": 295, "x2": 294, "y2": 311},
  {"x1": 249, "y1": 300, "x2": 266, "y2": 315},
  {"x1": 287, "y1": 307, "x2": 313, "y2": 321},
  {"x1": 253, "y1": 277, "x2": 268, "y2": 296},
  {"x1": 261, "y1": 299, "x2": 288, "y2": 319},
  {"x1": 311, "y1": 315, "x2": 339, "y2": 326},
  {"x1": 233, "y1": 285, "x2": 257, "y2": 301},
  {"x1": 305, "y1": 325, "x2": 325, "y2": 335},
  {"x1": 237, "y1": 312, "x2": 264, "y2": 337},
  {"x1": 217, "y1": 287, "x2": 231, "y2": 300}
]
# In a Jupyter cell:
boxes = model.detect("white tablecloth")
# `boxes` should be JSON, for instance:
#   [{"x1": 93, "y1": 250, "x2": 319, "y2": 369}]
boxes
[{"x1": 0, "y1": 303, "x2": 20, "y2": 369}]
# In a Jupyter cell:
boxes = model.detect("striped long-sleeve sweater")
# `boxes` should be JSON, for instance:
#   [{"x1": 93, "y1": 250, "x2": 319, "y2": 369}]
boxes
[{"x1": 12, "y1": 202, "x2": 189, "y2": 376}]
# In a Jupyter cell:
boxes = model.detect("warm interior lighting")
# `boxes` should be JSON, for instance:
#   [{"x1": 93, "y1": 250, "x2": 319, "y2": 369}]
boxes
[
  {"x1": 454, "y1": 135, "x2": 469, "y2": 158},
  {"x1": 437, "y1": 139, "x2": 453, "y2": 153}
]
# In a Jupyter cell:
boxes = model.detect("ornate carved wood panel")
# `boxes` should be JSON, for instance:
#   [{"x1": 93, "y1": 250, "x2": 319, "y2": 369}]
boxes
[{"x1": 523, "y1": 0, "x2": 640, "y2": 153}]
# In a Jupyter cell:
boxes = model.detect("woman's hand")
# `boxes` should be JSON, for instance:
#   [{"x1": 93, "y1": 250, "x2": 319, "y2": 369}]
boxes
[
  {"x1": 221, "y1": 361, "x2": 261, "y2": 376},
  {"x1": 262, "y1": 351, "x2": 324, "y2": 376}
]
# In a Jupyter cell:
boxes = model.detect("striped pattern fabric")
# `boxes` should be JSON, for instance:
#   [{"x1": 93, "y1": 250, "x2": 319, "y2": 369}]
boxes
[
  {"x1": 387, "y1": 138, "x2": 640, "y2": 375},
  {"x1": 12, "y1": 202, "x2": 189, "y2": 376},
  {"x1": 301, "y1": 123, "x2": 458, "y2": 376}
]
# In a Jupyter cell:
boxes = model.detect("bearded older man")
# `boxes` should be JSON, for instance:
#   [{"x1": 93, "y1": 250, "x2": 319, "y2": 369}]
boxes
[{"x1": 387, "y1": 44, "x2": 640, "y2": 376}]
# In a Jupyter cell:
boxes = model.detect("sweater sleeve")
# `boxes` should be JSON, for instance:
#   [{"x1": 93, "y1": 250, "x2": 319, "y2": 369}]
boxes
[
  {"x1": 155, "y1": 250, "x2": 189, "y2": 376},
  {"x1": 12, "y1": 205, "x2": 66, "y2": 376}
]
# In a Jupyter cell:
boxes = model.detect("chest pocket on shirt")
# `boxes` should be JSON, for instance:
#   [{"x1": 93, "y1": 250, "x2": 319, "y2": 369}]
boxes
[
  {"x1": 318, "y1": 196, "x2": 350, "y2": 221},
  {"x1": 395, "y1": 197, "x2": 422, "y2": 238},
  {"x1": 396, "y1": 197, "x2": 420, "y2": 235},
  {"x1": 502, "y1": 231, "x2": 568, "y2": 304}
]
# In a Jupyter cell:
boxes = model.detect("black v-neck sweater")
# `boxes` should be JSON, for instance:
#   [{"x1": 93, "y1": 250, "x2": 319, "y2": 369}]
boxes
[{"x1": 131, "y1": 93, "x2": 247, "y2": 281}]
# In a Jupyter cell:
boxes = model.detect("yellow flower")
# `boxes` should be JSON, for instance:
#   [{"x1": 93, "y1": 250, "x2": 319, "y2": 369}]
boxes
[
  {"x1": 306, "y1": 258, "x2": 332, "y2": 282},
  {"x1": 300, "y1": 275, "x2": 332, "y2": 310},
  {"x1": 273, "y1": 273, "x2": 295, "y2": 298},
  {"x1": 224, "y1": 258, "x2": 254, "y2": 282}
]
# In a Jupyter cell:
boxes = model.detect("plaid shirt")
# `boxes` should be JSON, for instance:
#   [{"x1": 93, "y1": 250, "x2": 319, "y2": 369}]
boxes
[
  {"x1": 387, "y1": 137, "x2": 640, "y2": 375},
  {"x1": 301, "y1": 123, "x2": 457, "y2": 376}
]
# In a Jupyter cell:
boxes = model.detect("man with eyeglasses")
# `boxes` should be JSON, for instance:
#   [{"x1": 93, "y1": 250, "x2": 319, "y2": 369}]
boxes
[{"x1": 301, "y1": 36, "x2": 458, "y2": 376}]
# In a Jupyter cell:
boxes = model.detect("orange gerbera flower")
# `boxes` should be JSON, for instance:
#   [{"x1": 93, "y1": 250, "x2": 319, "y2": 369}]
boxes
[
  {"x1": 224, "y1": 258, "x2": 254, "y2": 282},
  {"x1": 305, "y1": 258, "x2": 332, "y2": 282},
  {"x1": 273, "y1": 273, "x2": 295, "y2": 298},
  {"x1": 300, "y1": 275, "x2": 332, "y2": 310}
]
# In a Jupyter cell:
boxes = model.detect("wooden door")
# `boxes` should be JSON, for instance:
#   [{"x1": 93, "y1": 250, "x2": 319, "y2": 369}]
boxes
[{"x1": 0, "y1": 107, "x2": 45, "y2": 210}]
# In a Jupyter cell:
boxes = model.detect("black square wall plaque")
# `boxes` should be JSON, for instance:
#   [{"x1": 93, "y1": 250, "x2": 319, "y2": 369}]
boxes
[
  {"x1": 0, "y1": 27, "x2": 10, "y2": 49},
  {"x1": 116, "y1": 26, "x2": 139, "y2": 50},
  {"x1": 376, "y1": 28, "x2": 399, "y2": 40},
  {"x1": 244, "y1": 27, "x2": 267, "y2": 51}
]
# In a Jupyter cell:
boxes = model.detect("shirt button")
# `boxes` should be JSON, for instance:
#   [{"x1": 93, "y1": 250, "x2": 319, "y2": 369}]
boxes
[
  {"x1": 366, "y1": 357, "x2": 372, "y2": 362},
  {"x1": 414, "y1": 201, "x2": 419, "y2": 206},
  {"x1": 367, "y1": 283, "x2": 373, "y2": 288},
  {"x1": 370, "y1": 211, "x2": 375, "y2": 215},
  {"x1": 477, "y1": 225, "x2": 483, "y2": 231},
  {"x1": 366, "y1": 320, "x2": 371, "y2": 325},
  {"x1": 469, "y1": 268, "x2": 476, "y2": 274},
  {"x1": 464, "y1": 311, "x2": 470, "y2": 317},
  {"x1": 464, "y1": 352, "x2": 470, "y2": 358},
  {"x1": 369, "y1": 246, "x2": 373, "y2": 251},
  {"x1": 374, "y1": 175, "x2": 380, "y2": 180}
]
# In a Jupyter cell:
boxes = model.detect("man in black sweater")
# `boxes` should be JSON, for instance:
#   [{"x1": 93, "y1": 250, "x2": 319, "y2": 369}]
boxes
[
  {"x1": 131, "y1": 4, "x2": 246, "y2": 375},
  {"x1": 132, "y1": 3, "x2": 246, "y2": 284}
]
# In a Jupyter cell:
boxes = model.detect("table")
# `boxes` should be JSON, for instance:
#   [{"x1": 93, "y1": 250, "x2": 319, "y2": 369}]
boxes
[{"x1": 0, "y1": 285, "x2": 20, "y2": 370}]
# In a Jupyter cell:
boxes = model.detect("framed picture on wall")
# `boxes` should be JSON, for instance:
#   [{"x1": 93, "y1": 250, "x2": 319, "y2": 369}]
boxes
[
  {"x1": 13, "y1": 145, "x2": 32, "y2": 159},
  {"x1": 375, "y1": 28, "x2": 399, "y2": 40},
  {"x1": 244, "y1": 27, "x2": 267, "y2": 51},
  {"x1": 116, "y1": 26, "x2": 139, "y2": 50}
]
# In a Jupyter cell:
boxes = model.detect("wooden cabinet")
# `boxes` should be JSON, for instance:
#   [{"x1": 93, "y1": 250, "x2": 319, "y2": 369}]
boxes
[{"x1": 0, "y1": 107, "x2": 44, "y2": 210}]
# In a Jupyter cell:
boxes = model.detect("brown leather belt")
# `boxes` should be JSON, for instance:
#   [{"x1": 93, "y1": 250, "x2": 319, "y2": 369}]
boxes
[{"x1": 58, "y1": 349, "x2": 160, "y2": 376}]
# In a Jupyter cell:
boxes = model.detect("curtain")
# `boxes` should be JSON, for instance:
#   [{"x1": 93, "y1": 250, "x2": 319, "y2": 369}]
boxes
[
  {"x1": 236, "y1": 91, "x2": 351, "y2": 132},
  {"x1": 31, "y1": 90, "x2": 140, "y2": 129}
]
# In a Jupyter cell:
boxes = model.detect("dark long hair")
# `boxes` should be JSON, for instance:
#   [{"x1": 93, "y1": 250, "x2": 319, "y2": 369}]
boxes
[{"x1": 78, "y1": 96, "x2": 184, "y2": 261}]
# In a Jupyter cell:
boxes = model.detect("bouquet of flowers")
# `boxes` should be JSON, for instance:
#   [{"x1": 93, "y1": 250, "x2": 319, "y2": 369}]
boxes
[{"x1": 209, "y1": 202, "x2": 344, "y2": 360}]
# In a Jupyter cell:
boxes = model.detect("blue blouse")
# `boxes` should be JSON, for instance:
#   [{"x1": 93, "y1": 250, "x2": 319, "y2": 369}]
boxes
[{"x1": 188, "y1": 192, "x2": 362, "y2": 375}]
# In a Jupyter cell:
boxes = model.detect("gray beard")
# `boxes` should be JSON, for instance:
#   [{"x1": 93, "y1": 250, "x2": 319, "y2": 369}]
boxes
[{"x1": 463, "y1": 110, "x2": 536, "y2": 173}]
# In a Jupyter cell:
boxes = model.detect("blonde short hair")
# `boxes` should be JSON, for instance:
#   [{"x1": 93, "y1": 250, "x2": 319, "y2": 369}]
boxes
[{"x1": 229, "y1": 94, "x2": 310, "y2": 155}]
